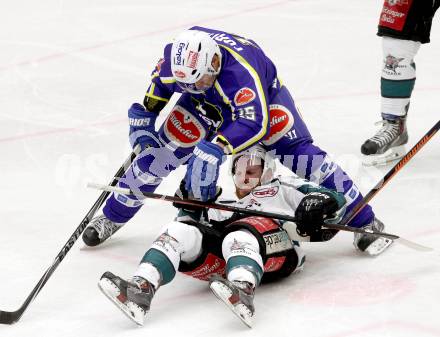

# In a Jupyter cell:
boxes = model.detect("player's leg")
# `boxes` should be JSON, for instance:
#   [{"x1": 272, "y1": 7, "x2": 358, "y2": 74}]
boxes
[
  {"x1": 361, "y1": 0, "x2": 439, "y2": 165},
  {"x1": 265, "y1": 86, "x2": 391, "y2": 255},
  {"x1": 209, "y1": 216, "x2": 302, "y2": 327},
  {"x1": 98, "y1": 220, "x2": 204, "y2": 326},
  {"x1": 210, "y1": 229, "x2": 262, "y2": 328},
  {"x1": 83, "y1": 96, "x2": 209, "y2": 246}
]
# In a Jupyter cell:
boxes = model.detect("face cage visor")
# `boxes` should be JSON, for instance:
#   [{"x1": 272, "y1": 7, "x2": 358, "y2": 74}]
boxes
[{"x1": 232, "y1": 154, "x2": 265, "y2": 191}]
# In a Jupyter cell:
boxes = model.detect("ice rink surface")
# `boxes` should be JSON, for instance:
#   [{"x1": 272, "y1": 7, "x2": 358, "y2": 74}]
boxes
[{"x1": 0, "y1": 0, "x2": 439, "y2": 336}]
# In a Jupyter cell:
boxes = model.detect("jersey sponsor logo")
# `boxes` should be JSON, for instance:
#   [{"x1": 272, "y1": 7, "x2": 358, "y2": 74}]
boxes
[
  {"x1": 174, "y1": 70, "x2": 186, "y2": 79},
  {"x1": 264, "y1": 230, "x2": 294, "y2": 255},
  {"x1": 262, "y1": 104, "x2": 294, "y2": 146},
  {"x1": 181, "y1": 253, "x2": 226, "y2": 281},
  {"x1": 164, "y1": 106, "x2": 206, "y2": 147},
  {"x1": 234, "y1": 87, "x2": 256, "y2": 106},
  {"x1": 379, "y1": 0, "x2": 412, "y2": 31},
  {"x1": 252, "y1": 186, "x2": 279, "y2": 198},
  {"x1": 187, "y1": 51, "x2": 199, "y2": 69},
  {"x1": 175, "y1": 42, "x2": 186, "y2": 65}
]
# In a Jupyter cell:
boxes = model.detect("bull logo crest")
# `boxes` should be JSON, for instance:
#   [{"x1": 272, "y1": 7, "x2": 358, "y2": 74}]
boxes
[{"x1": 384, "y1": 54, "x2": 404, "y2": 73}]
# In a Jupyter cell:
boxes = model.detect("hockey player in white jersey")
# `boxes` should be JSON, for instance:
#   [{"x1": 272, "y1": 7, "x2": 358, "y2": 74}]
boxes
[{"x1": 97, "y1": 145, "x2": 389, "y2": 328}]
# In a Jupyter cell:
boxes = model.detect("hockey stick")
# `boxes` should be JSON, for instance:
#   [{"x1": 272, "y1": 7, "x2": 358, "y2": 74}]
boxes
[
  {"x1": 87, "y1": 183, "x2": 432, "y2": 252},
  {"x1": 0, "y1": 147, "x2": 140, "y2": 325}
]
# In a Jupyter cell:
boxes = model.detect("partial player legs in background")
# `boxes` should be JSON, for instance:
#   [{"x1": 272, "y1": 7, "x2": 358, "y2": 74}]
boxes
[
  {"x1": 362, "y1": 37, "x2": 419, "y2": 166},
  {"x1": 363, "y1": 0, "x2": 440, "y2": 165}
]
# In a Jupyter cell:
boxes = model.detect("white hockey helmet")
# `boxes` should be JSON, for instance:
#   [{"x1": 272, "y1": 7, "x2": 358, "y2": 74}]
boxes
[
  {"x1": 171, "y1": 29, "x2": 221, "y2": 94},
  {"x1": 231, "y1": 144, "x2": 276, "y2": 190}
]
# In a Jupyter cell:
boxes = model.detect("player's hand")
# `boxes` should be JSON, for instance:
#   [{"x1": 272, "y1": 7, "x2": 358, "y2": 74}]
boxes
[
  {"x1": 295, "y1": 192, "x2": 341, "y2": 237},
  {"x1": 184, "y1": 140, "x2": 226, "y2": 201},
  {"x1": 128, "y1": 103, "x2": 159, "y2": 150},
  {"x1": 173, "y1": 179, "x2": 222, "y2": 222}
]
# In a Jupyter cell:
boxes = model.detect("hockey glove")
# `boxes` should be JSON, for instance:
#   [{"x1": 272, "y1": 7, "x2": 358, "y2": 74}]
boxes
[
  {"x1": 173, "y1": 179, "x2": 222, "y2": 222},
  {"x1": 128, "y1": 103, "x2": 159, "y2": 150},
  {"x1": 295, "y1": 191, "x2": 341, "y2": 237},
  {"x1": 184, "y1": 140, "x2": 226, "y2": 201}
]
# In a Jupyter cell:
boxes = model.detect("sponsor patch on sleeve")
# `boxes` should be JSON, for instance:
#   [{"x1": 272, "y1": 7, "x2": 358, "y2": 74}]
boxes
[
  {"x1": 262, "y1": 104, "x2": 294, "y2": 146},
  {"x1": 234, "y1": 87, "x2": 256, "y2": 106}
]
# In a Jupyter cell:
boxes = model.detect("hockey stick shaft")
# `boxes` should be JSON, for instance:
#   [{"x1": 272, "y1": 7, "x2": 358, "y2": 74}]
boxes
[
  {"x1": 0, "y1": 147, "x2": 139, "y2": 325},
  {"x1": 341, "y1": 119, "x2": 440, "y2": 225},
  {"x1": 87, "y1": 183, "x2": 430, "y2": 249}
]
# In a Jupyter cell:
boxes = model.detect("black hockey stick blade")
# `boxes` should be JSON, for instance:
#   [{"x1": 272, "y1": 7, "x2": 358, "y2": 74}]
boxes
[
  {"x1": 0, "y1": 147, "x2": 139, "y2": 325},
  {"x1": 0, "y1": 311, "x2": 17, "y2": 325}
]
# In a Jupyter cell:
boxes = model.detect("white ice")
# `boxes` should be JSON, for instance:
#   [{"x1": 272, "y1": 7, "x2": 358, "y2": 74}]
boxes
[{"x1": 0, "y1": 1, "x2": 439, "y2": 336}]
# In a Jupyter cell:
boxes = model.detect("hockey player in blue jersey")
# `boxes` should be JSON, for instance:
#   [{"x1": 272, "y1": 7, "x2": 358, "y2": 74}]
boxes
[{"x1": 82, "y1": 27, "x2": 392, "y2": 256}]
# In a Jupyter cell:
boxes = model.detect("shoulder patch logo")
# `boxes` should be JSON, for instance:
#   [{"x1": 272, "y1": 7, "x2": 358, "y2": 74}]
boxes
[{"x1": 234, "y1": 87, "x2": 256, "y2": 106}]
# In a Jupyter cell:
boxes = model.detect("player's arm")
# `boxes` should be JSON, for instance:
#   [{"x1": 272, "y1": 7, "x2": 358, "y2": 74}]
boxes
[{"x1": 280, "y1": 176, "x2": 346, "y2": 242}]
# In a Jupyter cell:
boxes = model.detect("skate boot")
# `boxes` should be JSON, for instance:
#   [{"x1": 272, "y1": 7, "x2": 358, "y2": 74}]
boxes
[
  {"x1": 209, "y1": 275, "x2": 255, "y2": 328},
  {"x1": 361, "y1": 114, "x2": 408, "y2": 166},
  {"x1": 98, "y1": 271, "x2": 155, "y2": 326},
  {"x1": 353, "y1": 217, "x2": 393, "y2": 256},
  {"x1": 82, "y1": 214, "x2": 125, "y2": 247}
]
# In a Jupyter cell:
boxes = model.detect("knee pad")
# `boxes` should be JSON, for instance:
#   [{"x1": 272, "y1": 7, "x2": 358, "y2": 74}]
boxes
[
  {"x1": 159, "y1": 221, "x2": 203, "y2": 264},
  {"x1": 222, "y1": 229, "x2": 264, "y2": 283}
]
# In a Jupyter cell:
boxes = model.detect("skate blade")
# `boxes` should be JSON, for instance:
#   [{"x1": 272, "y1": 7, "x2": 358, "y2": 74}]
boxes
[
  {"x1": 209, "y1": 281, "x2": 253, "y2": 328},
  {"x1": 362, "y1": 145, "x2": 406, "y2": 167},
  {"x1": 98, "y1": 278, "x2": 146, "y2": 327},
  {"x1": 365, "y1": 238, "x2": 393, "y2": 256}
]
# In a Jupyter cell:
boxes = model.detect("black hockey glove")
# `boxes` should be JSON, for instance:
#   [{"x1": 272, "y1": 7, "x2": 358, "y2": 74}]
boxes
[{"x1": 295, "y1": 192, "x2": 340, "y2": 237}]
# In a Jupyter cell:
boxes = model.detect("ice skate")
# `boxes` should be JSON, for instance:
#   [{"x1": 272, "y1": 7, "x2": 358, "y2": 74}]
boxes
[
  {"x1": 98, "y1": 271, "x2": 155, "y2": 326},
  {"x1": 361, "y1": 115, "x2": 408, "y2": 166},
  {"x1": 353, "y1": 217, "x2": 393, "y2": 256},
  {"x1": 82, "y1": 214, "x2": 125, "y2": 247},
  {"x1": 209, "y1": 275, "x2": 255, "y2": 328}
]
